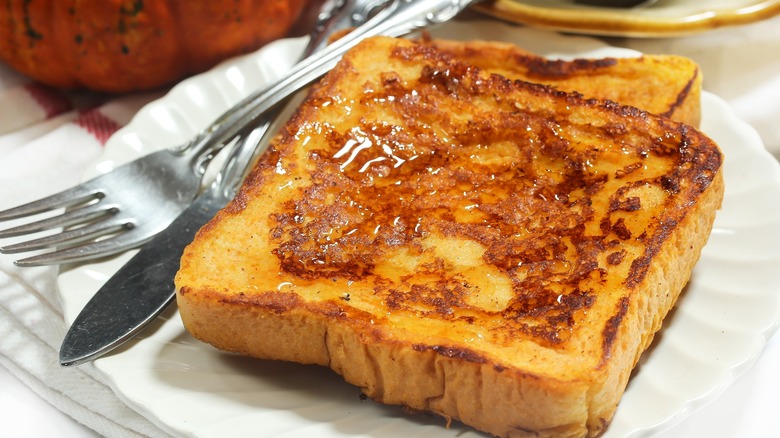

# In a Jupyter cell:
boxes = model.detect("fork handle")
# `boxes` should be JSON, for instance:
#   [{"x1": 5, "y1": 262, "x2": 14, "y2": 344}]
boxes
[
  {"x1": 179, "y1": 0, "x2": 481, "y2": 176},
  {"x1": 177, "y1": 0, "x2": 355, "y2": 176}
]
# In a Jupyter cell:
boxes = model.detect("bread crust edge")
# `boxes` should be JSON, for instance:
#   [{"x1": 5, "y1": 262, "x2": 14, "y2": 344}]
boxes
[{"x1": 177, "y1": 165, "x2": 723, "y2": 438}]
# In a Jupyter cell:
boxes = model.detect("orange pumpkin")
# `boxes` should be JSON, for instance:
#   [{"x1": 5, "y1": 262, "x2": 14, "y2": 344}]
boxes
[{"x1": 0, "y1": 0, "x2": 307, "y2": 93}]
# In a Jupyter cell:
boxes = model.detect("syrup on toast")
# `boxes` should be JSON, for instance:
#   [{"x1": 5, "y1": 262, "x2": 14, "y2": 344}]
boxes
[{"x1": 176, "y1": 36, "x2": 723, "y2": 437}]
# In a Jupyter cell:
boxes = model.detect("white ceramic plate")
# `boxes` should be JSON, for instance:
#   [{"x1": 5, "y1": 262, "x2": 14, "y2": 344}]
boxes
[
  {"x1": 475, "y1": 0, "x2": 780, "y2": 37},
  {"x1": 57, "y1": 19, "x2": 780, "y2": 438}
]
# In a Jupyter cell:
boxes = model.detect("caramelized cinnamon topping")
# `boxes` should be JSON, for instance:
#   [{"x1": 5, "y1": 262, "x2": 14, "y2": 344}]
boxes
[{"x1": 266, "y1": 41, "x2": 721, "y2": 348}]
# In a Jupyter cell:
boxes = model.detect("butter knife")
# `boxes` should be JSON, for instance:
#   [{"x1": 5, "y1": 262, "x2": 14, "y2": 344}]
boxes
[
  {"x1": 59, "y1": 125, "x2": 269, "y2": 366},
  {"x1": 59, "y1": 0, "x2": 481, "y2": 366}
]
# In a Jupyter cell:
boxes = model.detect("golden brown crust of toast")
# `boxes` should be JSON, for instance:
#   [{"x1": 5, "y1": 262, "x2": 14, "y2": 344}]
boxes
[
  {"x1": 176, "y1": 36, "x2": 723, "y2": 437},
  {"x1": 331, "y1": 29, "x2": 702, "y2": 127},
  {"x1": 423, "y1": 38, "x2": 702, "y2": 127}
]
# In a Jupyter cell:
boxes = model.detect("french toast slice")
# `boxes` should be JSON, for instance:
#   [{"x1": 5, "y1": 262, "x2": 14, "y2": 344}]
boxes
[
  {"x1": 423, "y1": 38, "x2": 702, "y2": 127},
  {"x1": 176, "y1": 36, "x2": 724, "y2": 437}
]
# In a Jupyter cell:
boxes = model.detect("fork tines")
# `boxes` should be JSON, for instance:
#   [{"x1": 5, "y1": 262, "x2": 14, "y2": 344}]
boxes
[{"x1": 0, "y1": 185, "x2": 125, "y2": 265}]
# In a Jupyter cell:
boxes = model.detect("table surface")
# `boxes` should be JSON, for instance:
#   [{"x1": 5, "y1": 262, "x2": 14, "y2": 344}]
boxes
[{"x1": 2, "y1": 10, "x2": 779, "y2": 438}]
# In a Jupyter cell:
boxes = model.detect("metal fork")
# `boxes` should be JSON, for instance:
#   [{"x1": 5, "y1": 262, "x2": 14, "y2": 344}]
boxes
[
  {"x1": 0, "y1": 0, "x2": 365, "y2": 267},
  {"x1": 0, "y1": 0, "x2": 481, "y2": 267}
]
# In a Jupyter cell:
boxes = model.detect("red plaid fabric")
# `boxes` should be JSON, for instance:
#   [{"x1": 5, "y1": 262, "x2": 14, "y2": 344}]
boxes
[
  {"x1": 22, "y1": 83, "x2": 73, "y2": 119},
  {"x1": 74, "y1": 108, "x2": 123, "y2": 146}
]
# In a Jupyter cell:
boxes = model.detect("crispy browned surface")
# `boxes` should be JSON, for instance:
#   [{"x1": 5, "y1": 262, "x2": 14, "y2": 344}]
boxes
[
  {"x1": 425, "y1": 38, "x2": 702, "y2": 127},
  {"x1": 176, "y1": 36, "x2": 723, "y2": 437}
]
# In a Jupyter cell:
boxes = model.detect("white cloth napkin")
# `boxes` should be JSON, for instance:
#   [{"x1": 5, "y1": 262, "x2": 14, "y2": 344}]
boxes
[{"x1": 0, "y1": 66, "x2": 168, "y2": 437}]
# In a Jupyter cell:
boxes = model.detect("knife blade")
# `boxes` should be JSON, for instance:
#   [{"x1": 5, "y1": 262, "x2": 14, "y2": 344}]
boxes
[
  {"x1": 58, "y1": 184, "x2": 227, "y2": 366},
  {"x1": 59, "y1": 124, "x2": 269, "y2": 367}
]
